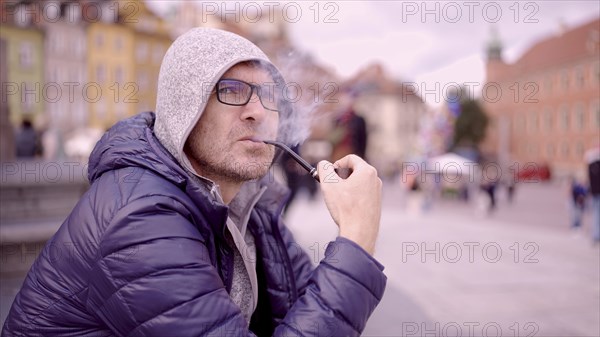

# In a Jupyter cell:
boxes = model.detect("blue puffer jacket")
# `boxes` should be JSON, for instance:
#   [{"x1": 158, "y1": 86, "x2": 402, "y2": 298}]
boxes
[{"x1": 2, "y1": 112, "x2": 387, "y2": 336}]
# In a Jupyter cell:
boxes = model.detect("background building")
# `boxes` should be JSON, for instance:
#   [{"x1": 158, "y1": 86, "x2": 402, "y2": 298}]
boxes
[
  {"x1": 483, "y1": 18, "x2": 600, "y2": 178},
  {"x1": 40, "y1": 0, "x2": 88, "y2": 159},
  {"x1": 348, "y1": 64, "x2": 426, "y2": 177},
  {"x1": 0, "y1": 1, "x2": 45, "y2": 127},
  {"x1": 129, "y1": 0, "x2": 172, "y2": 113},
  {"x1": 0, "y1": 36, "x2": 14, "y2": 161},
  {"x1": 0, "y1": 0, "x2": 175, "y2": 159},
  {"x1": 86, "y1": 1, "x2": 135, "y2": 129}
]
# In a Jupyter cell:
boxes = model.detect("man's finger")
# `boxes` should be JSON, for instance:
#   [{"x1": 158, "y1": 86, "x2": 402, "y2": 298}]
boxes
[
  {"x1": 317, "y1": 160, "x2": 335, "y2": 176},
  {"x1": 317, "y1": 160, "x2": 341, "y2": 183},
  {"x1": 334, "y1": 154, "x2": 365, "y2": 171}
]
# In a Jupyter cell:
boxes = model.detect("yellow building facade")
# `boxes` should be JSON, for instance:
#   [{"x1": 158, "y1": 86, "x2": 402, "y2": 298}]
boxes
[
  {"x1": 128, "y1": 0, "x2": 172, "y2": 113},
  {"x1": 86, "y1": 21, "x2": 135, "y2": 129},
  {"x1": 86, "y1": 0, "x2": 171, "y2": 129},
  {"x1": 0, "y1": 25, "x2": 45, "y2": 126}
]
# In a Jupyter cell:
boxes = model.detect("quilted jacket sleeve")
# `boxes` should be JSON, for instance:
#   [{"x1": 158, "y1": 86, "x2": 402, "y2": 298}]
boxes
[
  {"x1": 87, "y1": 195, "x2": 253, "y2": 337},
  {"x1": 277, "y1": 223, "x2": 387, "y2": 337}
]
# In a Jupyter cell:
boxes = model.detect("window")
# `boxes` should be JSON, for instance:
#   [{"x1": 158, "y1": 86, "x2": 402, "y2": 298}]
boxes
[
  {"x1": 575, "y1": 66, "x2": 585, "y2": 88},
  {"x1": 546, "y1": 143, "x2": 555, "y2": 159},
  {"x1": 515, "y1": 114, "x2": 526, "y2": 134},
  {"x1": 96, "y1": 64, "x2": 106, "y2": 83},
  {"x1": 544, "y1": 76, "x2": 553, "y2": 96},
  {"x1": 544, "y1": 108, "x2": 553, "y2": 132},
  {"x1": 559, "y1": 105, "x2": 569, "y2": 131},
  {"x1": 66, "y1": 3, "x2": 81, "y2": 24},
  {"x1": 95, "y1": 33, "x2": 104, "y2": 48},
  {"x1": 47, "y1": 31, "x2": 56, "y2": 54},
  {"x1": 591, "y1": 101, "x2": 600, "y2": 129},
  {"x1": 561, "y1": 70, "x2": 569, "y2": 90},
  {"x1": 574, "y1": 103, "x2": 585, "y2": 131},
  {"x1": 101, "y1": 2, "x2": 117, "y2": 23},
  {"x1": 575, "y1": 142, "x2": 585, "y2": 158},
  {"x1": 115, "y1": 66, "x2": 124, "y2": 84},
  {"x1": 115, "y1": 36, "x2": 123, "y2": 52},
  {"x1": 15, "y1": 4, "x2": 32, "y2": 27},
  {"x1": 19, "y1": 41, "x2": 33, "y2": 68},
  {"x1": 529, "y1": 111, "x2": 538, "y2": 132},
  {"x1": 136, "y1": 42, "x2": 149, "y2": 61},
  {"x1": 561, "y1": 142, "x2": 570, "y2": 159},
  {"x1": 45, "y1": 1, "x2": 61, "y2": 23},
  {"x1": 588, "y1": 29, "x2": 600, "y2": 54},
  {"x1": 56, "y1": 35, "x2": 65, "y2": 56},
  {"x1": 74, "y1": 38, "x2": 85, "y2": 58}
]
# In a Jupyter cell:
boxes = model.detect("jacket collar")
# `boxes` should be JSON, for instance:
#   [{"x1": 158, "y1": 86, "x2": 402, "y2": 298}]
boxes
[{"x1": 88, "y1": 112, "x2": 289, "y2": 239}]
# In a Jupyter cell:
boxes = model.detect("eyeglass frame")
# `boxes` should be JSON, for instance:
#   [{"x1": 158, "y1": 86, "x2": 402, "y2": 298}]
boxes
[{"x1": 215, "y1": 78, "x2": 282, "y2": 112}]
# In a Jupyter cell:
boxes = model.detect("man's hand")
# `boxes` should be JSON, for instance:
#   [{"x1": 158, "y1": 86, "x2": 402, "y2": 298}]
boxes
[{"x1": 318, "y1": 155, "x2": 382, "y2": 255}]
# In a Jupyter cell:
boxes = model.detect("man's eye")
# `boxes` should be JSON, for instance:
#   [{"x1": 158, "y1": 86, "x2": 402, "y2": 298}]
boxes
[{"x1": 218, "y1": 86, "x2": 236, "y2": 94}]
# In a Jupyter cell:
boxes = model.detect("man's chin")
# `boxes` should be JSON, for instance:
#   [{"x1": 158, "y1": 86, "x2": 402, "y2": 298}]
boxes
[
  {"x1": 218, "y1": 154, "x2": 270, "y2": 181},
  {"x1": 236, "y1": 159, "x2": 271, "y2": 179}
]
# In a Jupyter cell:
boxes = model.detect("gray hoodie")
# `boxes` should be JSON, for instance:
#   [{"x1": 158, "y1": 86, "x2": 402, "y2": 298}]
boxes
[
  {"x1": 154, "y1": 27, "x2": 285, "y2": 175},
  {"x1": 153, "y1": 27, "x2": 285, "y2": 325}
]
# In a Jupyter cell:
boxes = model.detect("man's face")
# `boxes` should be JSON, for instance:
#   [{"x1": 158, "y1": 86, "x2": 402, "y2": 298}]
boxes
[{"x1": 185, "y1": 62, "x2": 279, "y2": 183}]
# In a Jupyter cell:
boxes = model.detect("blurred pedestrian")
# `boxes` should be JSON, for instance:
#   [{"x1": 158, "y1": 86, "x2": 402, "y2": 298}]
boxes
[
  {"x1": 330, "y1": 90, "x2": 368, "y2": 161},
  {"x1": 501, "y1": 171, "x2": 517, "y2": 204},
  {"x1": 14, "y1": 119, "x2": 39, "y2": 158},
  {"x1": 569, "y1": 176, "x2": 587, "y2": 231},
  {"x1": 506, "y1": 180, "x2": 516, "y2": 203},
  {"x1": 480, "y1": 179, "x2": 498, "y2": 213},
  {"x1": 586, "y1": 150, "x2": 600, "y2": 243}
]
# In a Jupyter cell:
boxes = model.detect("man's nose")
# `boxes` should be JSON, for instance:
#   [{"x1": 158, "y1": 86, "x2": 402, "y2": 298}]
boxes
[{"x1": 240, "y1": 91, "x2": 267, "y2": 121}]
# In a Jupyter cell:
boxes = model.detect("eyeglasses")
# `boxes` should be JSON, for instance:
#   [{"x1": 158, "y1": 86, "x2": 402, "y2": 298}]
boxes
[{"x1": 215, "y1": 79, "x2": 281, "y2": 112}]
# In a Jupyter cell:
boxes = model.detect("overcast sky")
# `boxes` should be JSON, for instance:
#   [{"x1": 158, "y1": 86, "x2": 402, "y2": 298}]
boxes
[{"x1": 147, "y1": 1, "x2": 599, "y2": 103}]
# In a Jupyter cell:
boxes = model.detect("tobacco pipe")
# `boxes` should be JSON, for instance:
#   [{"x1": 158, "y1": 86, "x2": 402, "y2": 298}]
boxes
[{"x1": 261, "y1": 140, "x2": 352, "y2": 182}]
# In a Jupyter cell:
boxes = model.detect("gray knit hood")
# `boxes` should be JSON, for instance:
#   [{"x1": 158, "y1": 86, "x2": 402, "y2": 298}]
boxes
[{"x1": 154, "y1": 27, "x2": 286, "y2": 174}]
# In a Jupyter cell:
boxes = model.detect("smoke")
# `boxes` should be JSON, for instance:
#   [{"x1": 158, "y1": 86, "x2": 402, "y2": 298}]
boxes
[
  {"x1": 275, "y1": 92, "x2": 313, "y2": 147},
  {"x1": 271, "y1": 49, "x2": 341, "y2": 147}
]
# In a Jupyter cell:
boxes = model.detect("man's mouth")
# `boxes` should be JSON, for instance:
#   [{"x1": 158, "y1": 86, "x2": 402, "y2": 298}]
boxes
[
  {"x1": 237, "y1": 136, "x2": 261, "y2": 143},
  {"x1": 236, "y1": 137, "x2": 269, "y2": 153}
]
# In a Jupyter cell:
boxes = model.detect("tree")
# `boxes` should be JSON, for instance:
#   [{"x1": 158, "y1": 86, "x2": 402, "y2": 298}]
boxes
[{"x1": 452, "y1": 99, "x2": 489, "y2": 150}]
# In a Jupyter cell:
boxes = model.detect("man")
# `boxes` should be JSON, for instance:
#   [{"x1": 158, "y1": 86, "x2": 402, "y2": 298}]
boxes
[
  {"x1": 587, "y1": 150, "x2": 600, "y2": 243},
  {"x1": 330, "y1": 90, "x2": 368, "y2": 162},
  {"x1": 570, "y1": 176, "x2": 587, "y2": 230},
  {"x1": 2, "y1": 28, "x2": 386, "y2": 336},
  {"x1": 15, "y1": 119, "x2": 38, "y2": 158}
]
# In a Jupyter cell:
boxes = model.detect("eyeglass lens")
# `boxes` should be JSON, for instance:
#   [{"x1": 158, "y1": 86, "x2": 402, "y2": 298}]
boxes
[{"x1": 217, "y1": 79, "x2": 280, "y2": 111}]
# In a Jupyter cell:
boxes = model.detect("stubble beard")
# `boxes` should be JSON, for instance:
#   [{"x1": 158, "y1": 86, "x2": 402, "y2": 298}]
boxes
[{"x1": 187, "y1": 140, "x2": 275, "y2": 183}]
